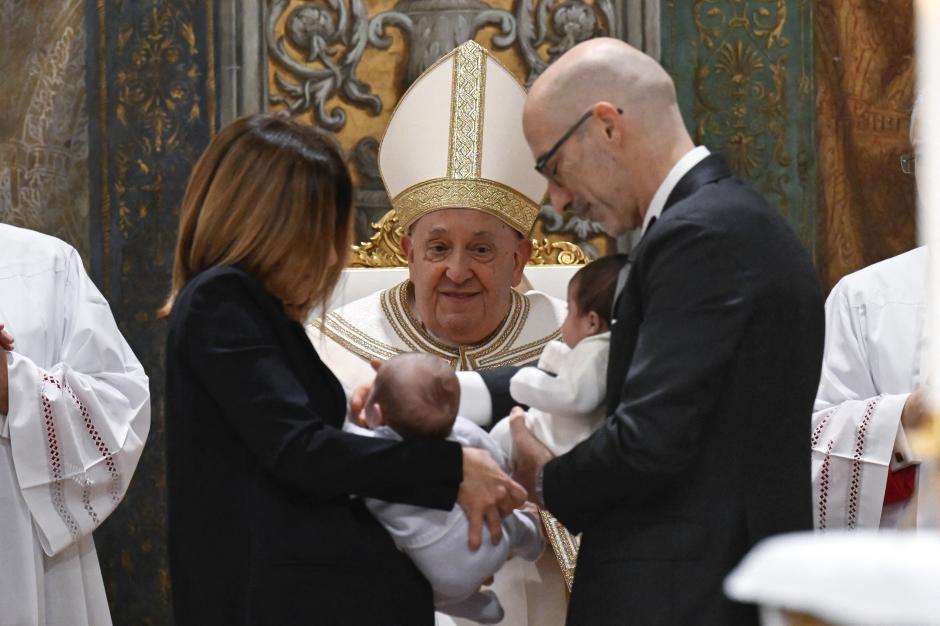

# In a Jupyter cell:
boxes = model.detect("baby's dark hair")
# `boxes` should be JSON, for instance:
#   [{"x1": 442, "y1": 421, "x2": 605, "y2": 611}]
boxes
[
  {"x1": 569, "y1": 254, "x2": 630, "y2": 327},
  {"x1": 370, "y1": 353, "x2": 459, "y2": 439}
]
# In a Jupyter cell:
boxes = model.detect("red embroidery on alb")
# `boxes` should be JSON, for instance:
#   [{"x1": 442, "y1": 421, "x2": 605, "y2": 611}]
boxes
[
  {"x1": 40, "y1": 375, "x2": 82, "y2": 541},
  {"x1": 817, "y1": 440, "x2": 834, "y2": 530},
  {"x1": 67, "y1": 380, "x2": 121, "y2": 504},
  {"x1": 811, "y1": 408, "x2": 837, "y2": 449},
  {"x1": 846, "y1": 397, "x2": 882, "y2": 529}
]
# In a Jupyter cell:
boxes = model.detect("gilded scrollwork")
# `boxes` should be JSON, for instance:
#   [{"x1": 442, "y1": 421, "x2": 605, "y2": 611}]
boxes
[
  {"x1": 267, "y1": 0, "x2": 380, "y2": 130},
  {"x1": 369, "y1": 1, "x2": 516, "y2": 86},
  {"x1": 515, "y1": 0, "x2": 617, "y2": 84},
  {"x1": 349, "y1": 209, "x2": 408, "y2": 268},
  {"x1": 529, "y1": 238, "x2": 589, "y2": 265}
]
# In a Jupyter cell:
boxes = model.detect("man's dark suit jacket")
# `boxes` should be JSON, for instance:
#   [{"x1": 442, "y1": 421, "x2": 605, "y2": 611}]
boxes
[
  {"x1": 551, "y1": 154, "x2": 823, "y2": 624},
  {"x1": 485, "y1": 154, "x2": 824, "y2": 625},
  {"x1": 165, "y1": 266, "x2": 463, "y2": 626}
]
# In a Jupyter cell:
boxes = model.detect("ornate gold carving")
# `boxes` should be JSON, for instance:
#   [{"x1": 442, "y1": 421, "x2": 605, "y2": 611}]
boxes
[
  {"x1": 448, "y1": 41, "x2": 486, "y2": 180},
  {"x1": 393, "y1": 178, "x2": 540, "y2": 234},
  {"x1": 349, "y1": 209, "x2": 408, "y2": 268},
  {"x1": 350, "y1": 209, "x2": 587, "y2": 268},
  {"x1": 540, "y1": 508, "x2": 580, "y2": 593},
  {"x1": 529, "y1": 239, "x2": 589, "y2": 265}
]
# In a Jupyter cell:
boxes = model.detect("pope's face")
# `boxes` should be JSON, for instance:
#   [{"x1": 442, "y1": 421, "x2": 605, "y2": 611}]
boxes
[{"x1": 401, "y1": 209, "x2": 531, "y2": 345}]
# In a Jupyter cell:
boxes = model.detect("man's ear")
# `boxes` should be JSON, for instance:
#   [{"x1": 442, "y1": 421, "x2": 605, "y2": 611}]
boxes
[
  {"x1": 511, "y1": 235, "x2": 534, "y2": 287},
  {"x1": 592, "y1": 101, "x2": 624, "y2": 142}
]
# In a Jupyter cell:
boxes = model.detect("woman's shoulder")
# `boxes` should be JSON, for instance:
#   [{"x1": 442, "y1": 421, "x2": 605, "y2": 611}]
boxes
[{"x1": 173, "y1": 265, "x2": 276, "y2": 322}]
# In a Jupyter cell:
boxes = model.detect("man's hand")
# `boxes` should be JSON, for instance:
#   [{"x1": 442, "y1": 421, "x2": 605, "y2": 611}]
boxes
[
  {"x1": 458, "y1": 447, "x2": 527, "y2": 550},
  {"x1": 509, "y1": 407, "x2": 554, "y2": 497},
  {"x1": 901, "y1": 387, "x2": 930, "y2": 431},
  {"x1": 347, "y1": 359, "x2": 383, "y2": 427},
  {"x1": 0, "y1": 324, "x2": 12, "y2": 415},
  {"x1": 0, "y1": 324, "x2": 13, "y2": 351}
]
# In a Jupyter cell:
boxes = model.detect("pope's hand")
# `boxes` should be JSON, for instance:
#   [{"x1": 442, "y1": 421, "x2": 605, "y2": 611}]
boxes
[
  {"x1": 347, "y1": 359, "x2": 383, "y2": 427},
  {"x1": 509, "y1": 407, "x2": 554, "y2": 497},
  {"x1": 901, "y1": 387, "x2": 930, "y2": 431},
  {"x1": 458, "y1": 447, "x2": 527, "y2": 551}
]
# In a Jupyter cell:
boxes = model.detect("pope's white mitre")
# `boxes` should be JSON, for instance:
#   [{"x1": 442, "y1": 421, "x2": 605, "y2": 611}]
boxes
[{"x1": 379, "y1": 40, "x2": 547, "y2": 235}]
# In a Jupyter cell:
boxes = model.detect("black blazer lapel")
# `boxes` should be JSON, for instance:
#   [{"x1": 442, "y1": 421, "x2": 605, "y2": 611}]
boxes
[
  {"x1": 604, "y1": 152, "x2": 733, "y2": 415},
  {"x1": 663, "y1": 153, "x2": 733, "y2": 211}
]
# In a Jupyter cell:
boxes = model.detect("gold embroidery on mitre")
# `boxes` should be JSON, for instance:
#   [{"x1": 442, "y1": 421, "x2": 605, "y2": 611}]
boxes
[
  {"x1": 448, "y1": 41, "x2": 486, "y2": 180},
  {"x1": 393, "y1": 178, "x2": 540, "y2": 235}
]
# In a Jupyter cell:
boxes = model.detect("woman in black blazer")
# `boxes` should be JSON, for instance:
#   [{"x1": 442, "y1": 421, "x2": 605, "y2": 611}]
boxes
[{"x1": 161, "y1": 114, "x2": 523, "y2": 625}]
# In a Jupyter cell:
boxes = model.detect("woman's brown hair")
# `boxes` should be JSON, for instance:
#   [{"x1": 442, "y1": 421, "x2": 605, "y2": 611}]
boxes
[{"x1": 159, "y1": 113, "x2": 353, "y2": 321}]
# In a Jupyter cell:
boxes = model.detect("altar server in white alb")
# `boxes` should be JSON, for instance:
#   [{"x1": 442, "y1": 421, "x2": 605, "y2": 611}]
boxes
[
  {"x1": 490, "y1": 255, "x2": 628, "y2": 462},
  {"x1": 811, "y1": 105, "x2": 927, "y2": 530},
  {"x1": 0, "y1": 224, "x2": 150, "y2": 625}
]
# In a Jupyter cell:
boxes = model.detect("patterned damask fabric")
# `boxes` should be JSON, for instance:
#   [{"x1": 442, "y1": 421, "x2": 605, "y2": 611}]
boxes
[
  {"x1": 0, "y1": 0, "x2": 90, "y2": 260},
  {"x1": 815, "y1": 0, "x2": 917, "y2": 290}
]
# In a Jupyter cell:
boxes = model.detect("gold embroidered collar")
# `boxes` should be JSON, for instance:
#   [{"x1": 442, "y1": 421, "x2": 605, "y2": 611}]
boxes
[{"x1": 316, "y1": 280, "x2": 559, "y2": 370}]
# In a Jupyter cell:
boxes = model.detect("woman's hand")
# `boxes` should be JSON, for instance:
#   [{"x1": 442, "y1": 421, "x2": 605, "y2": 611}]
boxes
[
  {"x1": 458, "y1": 447, "x2": 527, "y2": 550},
  {"x1": 346, "y1": 359, "x2": 382, "y2": 427}
]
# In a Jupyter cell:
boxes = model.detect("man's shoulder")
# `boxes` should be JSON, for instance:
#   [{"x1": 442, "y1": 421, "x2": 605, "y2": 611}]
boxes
[
  {"x1": 0, "y1": 224, "x2": 76, "y2": 276},
  {"x1": 834, "y1": 246, "x2": 927, "y2": 307},
  {"x1": 521, "y1": 289, "x2": 566, "y2": 325}
]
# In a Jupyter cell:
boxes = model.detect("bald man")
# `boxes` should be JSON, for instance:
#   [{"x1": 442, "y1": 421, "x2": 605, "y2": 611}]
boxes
[{"x1": 483, "y1": 38, "x2": 825, "y2": 625}]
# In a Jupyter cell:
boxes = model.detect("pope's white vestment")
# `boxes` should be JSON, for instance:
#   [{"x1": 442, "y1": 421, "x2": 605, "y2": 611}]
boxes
[
  {"x1": 812, "y1": 246, "x2": 926, "y2": 530},
  {"x1": 307, "y1": 279, "x2": 568, "y2": 626},
  {"x1": 0, "y1": 224, "x2": 150, "y2": 625}
]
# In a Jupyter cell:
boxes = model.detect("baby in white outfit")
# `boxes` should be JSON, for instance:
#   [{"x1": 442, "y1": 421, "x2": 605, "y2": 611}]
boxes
[
  {"x1": 491, "y1": 254, "x2": 629, "y2": 460},
  {"x1": 346, "y1": 353, "x2": 543, "y2": 624}
]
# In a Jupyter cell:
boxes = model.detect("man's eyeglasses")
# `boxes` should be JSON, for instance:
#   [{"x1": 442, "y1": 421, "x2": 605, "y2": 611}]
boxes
[
  {"x1": 900, "y1": 153, "x2": 915, "y2": 175},
  {"x1": 534, "y1": 108, "x2": 624, "y2": 178}
]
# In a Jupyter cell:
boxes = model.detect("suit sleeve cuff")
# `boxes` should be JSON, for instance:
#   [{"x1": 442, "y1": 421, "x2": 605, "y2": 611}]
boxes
[{"x1": 457, "y1": 371, "x2": 493, "y2": 427}]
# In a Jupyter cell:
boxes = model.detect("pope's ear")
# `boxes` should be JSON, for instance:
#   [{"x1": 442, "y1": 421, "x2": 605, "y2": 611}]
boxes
[
  {"x1": 511, "y1": 236, "x2": 533, "y2": 285},
  {"x1": 400, "y1": 232, "x2": 414, "y2": 261}
]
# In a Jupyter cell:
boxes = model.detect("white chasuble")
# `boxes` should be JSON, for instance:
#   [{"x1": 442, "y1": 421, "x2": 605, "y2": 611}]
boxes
[
  {"x1": 307, "y1": 279, "x2": 568, "y2": 626},
  {"x1": 0, "y1": 225, "x2": 150, "y2": 625},
  {"x1": 812, "y1": 247, "x2": 926, "y2": 530}
]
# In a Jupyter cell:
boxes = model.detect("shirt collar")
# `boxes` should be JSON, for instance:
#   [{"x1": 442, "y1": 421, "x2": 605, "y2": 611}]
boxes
[{"x1": 640, "y1": 145, "x2": 711, "y2": 237}]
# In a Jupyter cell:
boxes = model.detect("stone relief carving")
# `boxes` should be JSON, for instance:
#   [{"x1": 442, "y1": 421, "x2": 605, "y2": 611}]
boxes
[
  {"x1": 266, "y1": 0, "x2": 381, "y2": 130},
  {"x1": 266, "y1": 0, "x2": 630, "y2": 128},
  {"x1": 516, "y1": 0, "x2": 618, "y2": 84},
  {"x1": 225, "y1": 0, "x2": 660, "y2": 253},
  {"x1": 370, "y1": 0, "x2": 517, "y2": 85},
  {"x1": 0, "y1": 0, "x2": 90, "y2": 259}
]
